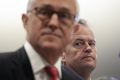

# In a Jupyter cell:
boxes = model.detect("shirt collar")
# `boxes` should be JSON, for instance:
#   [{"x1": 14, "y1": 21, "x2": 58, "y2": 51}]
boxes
[{"x1": 24, "y1": 41, "x2": 62, "y2": 78}]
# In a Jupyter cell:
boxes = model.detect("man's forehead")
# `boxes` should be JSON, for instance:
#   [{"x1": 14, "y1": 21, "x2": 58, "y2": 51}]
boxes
[
  {"x1": 73, "y1": 26, "x2": 94, "y2": 36},
  {"x1": 27, "y1": 0, "x2": 77, "y2": 12},
  {"x1": 71, "y1": 27, "x2": 95, "y2": 42},
  {"x1": 28, "y1": 0, "x2": 76, "y2": 8},
  {"x1": 72, "y1": 35, "x2": 95, "y2": 41}
]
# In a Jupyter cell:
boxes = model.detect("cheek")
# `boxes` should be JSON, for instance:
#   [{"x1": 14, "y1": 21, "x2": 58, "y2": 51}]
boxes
[
  {"x1": 64, "y1": 27, "x2": 73, "y2": 39},
  {"x1": 30, "y1": 17, "x2": 43, "y2": 29},
  {"x1": 95, "y1": 54, "x2": 97, "y2": 62},
  {"x1": 30, "y1": 19, "x2": 43, "y2": 33},
  {"x1": 27, "y1": 20, "x2": 42, "y2": 40},
  {"x1": 93, "y1": 49, "x2": 97, "y2": 58},
  {"x1": 62, "y1": 28, "x2": 72, "y2": 47},
  {"x1": 72, "y1": 49, "x2": 84, "y2": 61},
  {"x1": 68, "y1": 50, "x2": 80, "y2": 60}
]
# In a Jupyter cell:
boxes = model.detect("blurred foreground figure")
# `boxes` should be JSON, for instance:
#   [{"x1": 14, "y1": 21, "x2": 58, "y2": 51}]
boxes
[{"x1": 0, "y1": 0, "x2": 79, "y2": 80}]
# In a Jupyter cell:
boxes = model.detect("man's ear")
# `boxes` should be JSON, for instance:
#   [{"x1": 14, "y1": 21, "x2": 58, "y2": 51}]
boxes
[
  {"x1": 22, "y1": 13, "x2": 29, "y2": 29},
  {"x1": 61, "y1": 52, "x2": 66, "y2": 65},
  {"x1": 73, "y1": 24, "x2": 80, "y2": 33}
]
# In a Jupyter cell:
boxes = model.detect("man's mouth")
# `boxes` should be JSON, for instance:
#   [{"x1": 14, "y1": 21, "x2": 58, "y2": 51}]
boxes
[
  {"x1": 42, "y1": 32, "x2": 62, "y2": 38},
  {"x1": 82, "y1": 56, "x2": 95, "y2": 60}
]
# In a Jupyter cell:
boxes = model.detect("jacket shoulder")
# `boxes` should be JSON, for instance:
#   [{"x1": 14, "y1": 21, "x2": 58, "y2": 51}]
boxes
[
  {"x1": 0, "y1": 51, "x2": 18, "y2": 79},
  {"x1": 62, "y1": 65, "x2": 84, "y2": 80}
]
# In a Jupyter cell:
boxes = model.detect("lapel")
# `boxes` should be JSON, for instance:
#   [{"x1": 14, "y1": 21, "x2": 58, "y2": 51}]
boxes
[{"x1": 12, "y1": 47, "x2": 35, "y2": 80}]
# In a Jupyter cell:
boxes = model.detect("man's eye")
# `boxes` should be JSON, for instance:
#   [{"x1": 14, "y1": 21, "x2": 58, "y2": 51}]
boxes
[
  {"x1": 37, "y1": 9, "x2": 50, "y2": 16},
  {"x1": 59, "y1": 12, "x2": 71, "y2": 19},
  {"x1": 73, "y1": 42, "x2": 83, "y2": 48},
  {"x1": 89, "y1": 42, "x2": 95, "y2": 47}
]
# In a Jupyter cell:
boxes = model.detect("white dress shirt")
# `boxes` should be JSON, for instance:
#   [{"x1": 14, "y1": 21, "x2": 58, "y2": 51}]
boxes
[{"x1": 24, "y1": 41, "x2": 61, "y2": 80}]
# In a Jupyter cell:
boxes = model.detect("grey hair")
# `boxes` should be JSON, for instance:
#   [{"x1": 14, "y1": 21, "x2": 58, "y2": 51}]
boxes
[
  {"x1": 78, "y1": 19, "x2": 88, "y2": 26},
  {"x1": 73, "y1": 19, "x2": 90, "y2": 34}
]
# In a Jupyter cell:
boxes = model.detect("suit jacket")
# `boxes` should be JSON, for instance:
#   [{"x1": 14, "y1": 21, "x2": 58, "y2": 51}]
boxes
[
  {"x1": 62, "y1": 65, "x2": 84, "y2": 80},
  {"x1": 0, "y1": 47, "x2": 83, "y2": 80}
]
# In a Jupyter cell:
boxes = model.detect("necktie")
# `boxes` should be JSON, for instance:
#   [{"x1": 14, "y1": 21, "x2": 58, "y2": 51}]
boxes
[{"x1": 45, "y1": 66, "x2": 58, "y2": 80}]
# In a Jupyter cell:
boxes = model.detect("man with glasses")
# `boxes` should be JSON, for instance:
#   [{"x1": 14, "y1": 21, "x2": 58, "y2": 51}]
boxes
[
  {"x1": 62, "y1": 19, "x2": 97, "y2": 80},
  {"x1": 0, "y1": 0, "x2": 79, "y2": 80}
]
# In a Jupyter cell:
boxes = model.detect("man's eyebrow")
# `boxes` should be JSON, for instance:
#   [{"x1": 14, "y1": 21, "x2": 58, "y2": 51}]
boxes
[
  {"x1": 59, "y1": 8, "x2": 70, "y2": 12},
  {"x1": 89, "y1": 39, "x2": 96, "y2": 43},
  {"x1": 73, "y1": 38, "x2": 84, "y2": 42},
  {"x1": 74, "y1": 38, "x2": 96, "y2": 42}
]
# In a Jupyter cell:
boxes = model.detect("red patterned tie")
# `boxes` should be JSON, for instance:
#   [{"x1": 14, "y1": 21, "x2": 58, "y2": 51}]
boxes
[{"x1": 45, "y1": 66, "x2": 58, "y2": 80}]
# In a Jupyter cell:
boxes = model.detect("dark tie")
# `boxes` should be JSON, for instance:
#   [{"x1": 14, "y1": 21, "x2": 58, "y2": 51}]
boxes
[{"x1": 45, "y1": 66, "x2": 58, "y2": 80}]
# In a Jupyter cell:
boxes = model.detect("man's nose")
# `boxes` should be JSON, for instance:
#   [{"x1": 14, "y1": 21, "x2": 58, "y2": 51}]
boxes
[
  {"x1": 48, "y1": 14, "x2": 59, "y2": 31},
  {"x1": 83, "y1": 43, "x2": 92, "y2": 53}
]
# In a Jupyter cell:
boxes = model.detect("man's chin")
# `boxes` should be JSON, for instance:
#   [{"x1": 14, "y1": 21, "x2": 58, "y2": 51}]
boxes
[{"x1": 82, "y1": 62, "x2": 96, "y2": 70}]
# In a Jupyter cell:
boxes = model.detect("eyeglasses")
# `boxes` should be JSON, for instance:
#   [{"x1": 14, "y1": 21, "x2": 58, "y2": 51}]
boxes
[{"x1": 27, "y1": 5, "x2": 76, "y2": 25}]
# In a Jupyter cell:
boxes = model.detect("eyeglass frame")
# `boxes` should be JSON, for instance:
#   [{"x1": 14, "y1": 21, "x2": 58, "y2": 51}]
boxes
[{"x1": 27, "y1": 5, "x2": 77, "y2": 25}]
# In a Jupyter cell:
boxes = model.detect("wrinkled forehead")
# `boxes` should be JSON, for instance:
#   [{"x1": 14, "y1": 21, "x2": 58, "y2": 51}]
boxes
[
  {"x1": 27, "y1": 0, "x2": 77, "y2": 15},
  {"x1": 72, "y1": 34, "x2": 95, "y2": 42},
  {"x1": 71, "y1": 26, "x2": 95, "y2": 41}
]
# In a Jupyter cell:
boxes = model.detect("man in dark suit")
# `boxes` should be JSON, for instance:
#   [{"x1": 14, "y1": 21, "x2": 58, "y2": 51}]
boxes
[
  {"x1": 0, "y1": 0, "x2": 79, "y2": 80},
  {"x1": 62, "y1": 65, "x2": 84, "y2": 80},
  {"x1": 62, "y1": 19, "x2": 97, "y2": 80}
]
